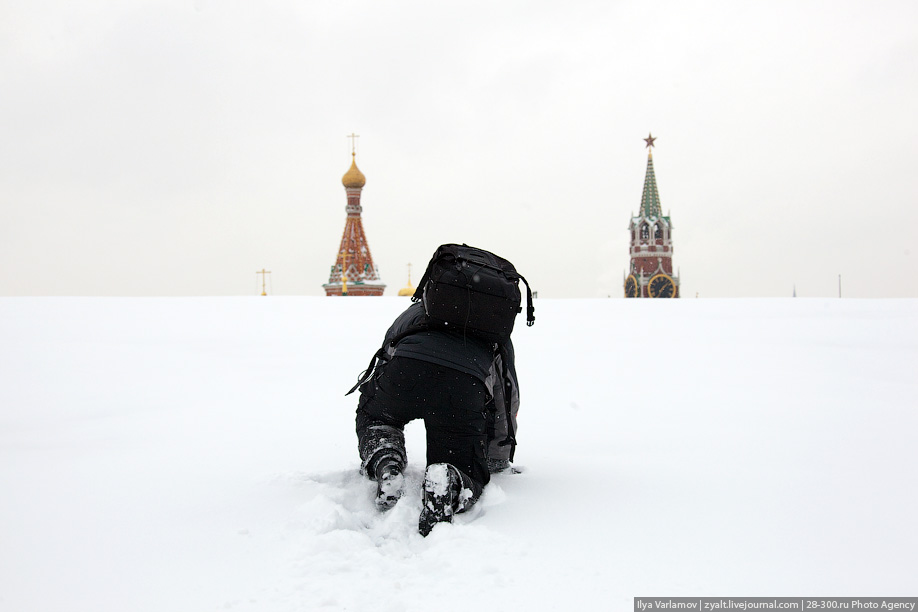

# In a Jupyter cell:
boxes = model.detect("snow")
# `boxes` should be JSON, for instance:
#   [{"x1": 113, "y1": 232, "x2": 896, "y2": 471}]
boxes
[
  {"x1": 423, "y1": 464, "x2": 453, "y2": 499},
  {"x1": 1, "y1": 297, "x2": 916, "y2": 611}
]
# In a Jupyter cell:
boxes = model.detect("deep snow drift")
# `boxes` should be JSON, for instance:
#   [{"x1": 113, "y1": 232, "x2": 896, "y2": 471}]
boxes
[{"x1": 1, "y1": 297, "x2": 916, "y2": 611}]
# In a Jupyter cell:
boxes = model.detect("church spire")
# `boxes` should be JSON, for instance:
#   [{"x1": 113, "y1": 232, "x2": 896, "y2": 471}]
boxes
[
  {"x1": 639, "y1": 133, "x2": 663, "y2": 218},
  {"x1": 322, "y1": 137, "x2": 385, "y2": 296}
]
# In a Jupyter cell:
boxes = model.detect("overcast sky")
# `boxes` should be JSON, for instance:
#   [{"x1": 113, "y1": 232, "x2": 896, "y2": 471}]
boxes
[{"x1": 2, "y1": 0, "x2": 916, "y2": 298}]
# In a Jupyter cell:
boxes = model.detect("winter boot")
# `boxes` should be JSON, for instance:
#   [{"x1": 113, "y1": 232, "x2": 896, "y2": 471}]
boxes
[
  {"x1": 418, "y1": 463, "x2": 462, "y2": 536},
  {"x1": 374, "y1": 458, "x2": 405, "y2": 511}
]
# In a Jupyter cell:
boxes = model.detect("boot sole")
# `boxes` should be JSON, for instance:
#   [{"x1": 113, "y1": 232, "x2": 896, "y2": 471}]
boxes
[
  {"x1": 418, "y1": 464, "x2": 458, "y2": 536},
  {"x1": 375, "y1": 471, "x2": 404, "y2": 510}
]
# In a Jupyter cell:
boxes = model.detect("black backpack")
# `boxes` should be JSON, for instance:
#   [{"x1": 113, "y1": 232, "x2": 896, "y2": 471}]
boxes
[{"x1": 412, "y1": 244, "x2": 534, "y2": 343}]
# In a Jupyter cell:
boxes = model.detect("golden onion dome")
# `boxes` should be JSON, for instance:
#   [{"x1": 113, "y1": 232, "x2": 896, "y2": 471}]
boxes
[
  {"x1": 341, "y1": 153, "x2": 366, "y2": 189},
  {"x1": 397, "y1": 266, "x2": 415, "y2": 296}
]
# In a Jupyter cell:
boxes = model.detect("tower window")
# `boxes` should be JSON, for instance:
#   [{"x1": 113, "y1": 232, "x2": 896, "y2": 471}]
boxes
[
  {"x1": 654, "y1": 225, "x2": 662, "y2": 239},
  {"x1": 640, "y1": 224, "x2": 650, "y2": 240}
]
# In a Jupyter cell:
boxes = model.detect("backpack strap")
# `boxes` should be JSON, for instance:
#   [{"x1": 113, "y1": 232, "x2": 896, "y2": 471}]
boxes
[
  {"x1": 411, "y1": 246, "x2": 446, "y2": 302},
  {"x1": 519, "y1": 274, "x2": 535, "y2": 327},
  {"x1": 345, "y1": 324, "x2": 428, "y2": 396},
  {"x1": 345, "y1": 346, "x2": 386, "y2": 396},
  {"x1": 496, "y1": 343, "x2": 517, "y2": 461},
  {"x1": 410, "y1": 264, "x2": 430, "y2": 303}
]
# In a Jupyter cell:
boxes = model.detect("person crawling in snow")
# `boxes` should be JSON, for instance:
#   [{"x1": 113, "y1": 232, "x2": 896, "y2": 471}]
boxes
[{"x1": 347, "y1": 244, "x2": 531, "y2": 536}]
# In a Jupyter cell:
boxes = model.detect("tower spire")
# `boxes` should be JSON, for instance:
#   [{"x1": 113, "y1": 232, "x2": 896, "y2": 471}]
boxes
[
  {"x1": 639, "y1": 133, "x2": 663, "y2": 218},
  {"x1": 322, "y1": 138, "x2": 385, "y2": 296},
  {"x1": 625, "y1": 133, "x2": 679, "y2": 298}
]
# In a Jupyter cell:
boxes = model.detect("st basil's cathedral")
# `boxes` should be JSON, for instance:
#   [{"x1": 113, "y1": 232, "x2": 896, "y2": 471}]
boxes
[{"x1": 322, "y1": 142, "x2": 386, "y2": 297}]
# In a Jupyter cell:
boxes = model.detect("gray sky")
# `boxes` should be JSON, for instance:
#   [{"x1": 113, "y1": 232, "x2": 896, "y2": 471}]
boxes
[{"x1": 2, "y1": 0, "x2": 916, "y2": 298}]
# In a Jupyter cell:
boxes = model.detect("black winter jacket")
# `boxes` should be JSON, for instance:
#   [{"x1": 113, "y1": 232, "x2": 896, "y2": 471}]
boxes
[
  {"x1": 384, "y1": 302, "x2": 496, "y2": 383},
  {"x1": 377, "y1": 302, "x2": 520, "y2": 464}
]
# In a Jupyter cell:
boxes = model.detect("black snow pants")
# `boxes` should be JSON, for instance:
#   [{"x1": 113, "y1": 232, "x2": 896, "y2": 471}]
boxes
[{"x1": 356, "y1": 355, "x2": 490, "y2": 500}]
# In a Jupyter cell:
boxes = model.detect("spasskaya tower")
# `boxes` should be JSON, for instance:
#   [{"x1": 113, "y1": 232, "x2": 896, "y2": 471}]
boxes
[{"x1": 624, "y1": 134, "x2": 680, "y2": 298}]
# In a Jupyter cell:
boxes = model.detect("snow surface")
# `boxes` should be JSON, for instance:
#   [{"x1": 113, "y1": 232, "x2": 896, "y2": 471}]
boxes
[{"x1": 1, "y1": 297, "x2": 916, "y2": 611}]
